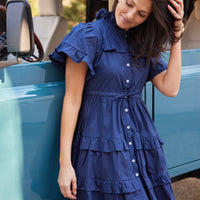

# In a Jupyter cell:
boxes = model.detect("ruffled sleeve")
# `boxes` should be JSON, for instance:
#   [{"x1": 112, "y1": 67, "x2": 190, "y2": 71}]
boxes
[
  {"x1": 49, "y1": 22, "x2": 98, "y2": 75},
  {"x1": 146, "y1": 55, "x2": 168, "y2": 82}
]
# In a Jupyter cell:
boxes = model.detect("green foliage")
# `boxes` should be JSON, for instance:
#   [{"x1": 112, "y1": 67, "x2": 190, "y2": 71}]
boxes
[
  {"x1": 29, "y1": 0, "x2": 86, "y2": 33},
  {"x1": 28, "y1": 0, "x2": 39, "y2": 16},
  {"x1": 63, "y1": 0, "x2": 86, "y2": 33}
]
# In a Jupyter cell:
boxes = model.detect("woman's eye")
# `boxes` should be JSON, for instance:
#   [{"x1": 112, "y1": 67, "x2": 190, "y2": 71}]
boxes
[
  {"x1": 126, "y1": 0, "x2": 132, "y2": 7},
  {"x1": 138, "y1": 12, "x2": 145, "y2": 18}
]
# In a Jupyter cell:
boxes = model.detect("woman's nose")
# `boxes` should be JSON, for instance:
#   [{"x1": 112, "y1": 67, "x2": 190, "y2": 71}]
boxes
[{"x1": 127, "y1": 8, "x2": 137, "y2": 20}]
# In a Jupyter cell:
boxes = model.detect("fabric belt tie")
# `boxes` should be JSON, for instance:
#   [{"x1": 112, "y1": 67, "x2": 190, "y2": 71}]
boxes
[{"x1": 85, "y1": 90, "x2": 141, "y2": 100}]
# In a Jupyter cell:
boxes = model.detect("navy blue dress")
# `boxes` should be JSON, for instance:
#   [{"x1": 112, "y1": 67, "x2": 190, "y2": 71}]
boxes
[{"x1": 49, "y1": 9, "x2": 175, "y2": 200}]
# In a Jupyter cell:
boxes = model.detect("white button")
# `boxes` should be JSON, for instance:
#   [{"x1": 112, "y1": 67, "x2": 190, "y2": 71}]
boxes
[
  {"x1": 124, "y1": 96, "x2": 127, "y2": 99},
  {"x1": 127, "y1": 125, "x2": 130, "y2": 129},
  {"x1": 135, "y1": 173, "x2": 139, "y2": 177},
  {"x1": 125, "y1": 108, "x2": 129, "y2": 112},
  {"x1": 126, "y1": 63, "x2": 130, "y2": 67},
  {"x1": 129, "y1": 142, "x2": 132, "y2": 145},
  {"x1": 126, "y1": 80, "x2": 130, "y2": 84},
  {"x1": 132, "y1": 159, "x2": 136, "y2": 163}
]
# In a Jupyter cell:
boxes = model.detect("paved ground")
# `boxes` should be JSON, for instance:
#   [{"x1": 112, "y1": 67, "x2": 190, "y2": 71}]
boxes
[
  {"x1": 172, "y1": 177, "x2": 200, "y2": 200},
  {"x1": 171, "y1": 170, "x2": 200, "y2": 200}
]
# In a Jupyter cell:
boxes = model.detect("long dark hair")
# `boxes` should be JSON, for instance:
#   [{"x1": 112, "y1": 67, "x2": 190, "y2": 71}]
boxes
[{"x1": 112, "y1": 0, "x2": 182, "y2": 61}]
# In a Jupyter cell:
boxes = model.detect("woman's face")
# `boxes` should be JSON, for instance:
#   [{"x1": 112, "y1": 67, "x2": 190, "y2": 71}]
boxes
[{"x1": 115, "y1": 0, "x2": 153, "y2": 31}]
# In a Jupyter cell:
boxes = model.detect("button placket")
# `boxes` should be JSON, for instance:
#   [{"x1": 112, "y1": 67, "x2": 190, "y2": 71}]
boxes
[
  {"x1": 128, "y1": 141, "x2": 132, "y2": 146},
  {"x1": 121, "y1": 85, "x2": 139, "y2": 176},
  {"x1": 129, "y1": 138, "x2": 139, "y2": 176},
  {"x1": 124, "y1": 60, "x2": 132, "y2": 90},
  {"x1": 135, "y1": 173, "x2": 139, "y2": 177},
  {"x1": 122, "y1": 57, "x2": 140, "y2": 177},
  {"x1": 132, "y1": 159, "x2": 136, "y2": 163},
  {"x1": 128, "y1": 140, "x2": 139, "y2": 176},
  {"x1": 127, "y1": 125, "x2": 131, "y2": 130},
  {"x1": 125, "y1": 108, "x2": 129, "y2": 112},
  {"x1": 123, "y1": 106, "x2": 139, "y2": 176}
]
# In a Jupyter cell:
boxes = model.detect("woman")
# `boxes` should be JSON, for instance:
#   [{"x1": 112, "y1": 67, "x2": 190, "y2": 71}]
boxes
[{"x1": 49, "y1": 0, "x2": 184, "y2": 199}]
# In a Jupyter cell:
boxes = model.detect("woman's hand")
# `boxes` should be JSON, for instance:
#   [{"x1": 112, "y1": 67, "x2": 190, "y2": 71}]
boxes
[
  {"x1": 58, "y1": 164, "x2": 77, "y2": 199},
  {"x1": 168, "y1": 0, "x2": 184, "y2": 38}
]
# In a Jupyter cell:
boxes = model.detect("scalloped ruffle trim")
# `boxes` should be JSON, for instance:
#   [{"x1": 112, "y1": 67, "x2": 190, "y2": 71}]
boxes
[
  {"x1": 77, "y1": 173, "x2": 171, "y2": 194},
  {"x1": 75, "y1": 136, "x2": 129, "y2": 152},
  {"x1": 51, "y1": 42, "x2": 95, "y2": 75},
  {"x1": 59, "y1": 42, "x2": 94, "y2": 75},
  {"x1": 134, "y1": 134, "x2": 164, "y2": 150},
  {"x1": 77, "y1": 176, "x2": 141, "y2": 194},
  {"x1": 150, "y1": 173, "x2": 171, "y2": 186},
  {"x1": 73, "y1": 134, "x2": 164, "y2": 152}
]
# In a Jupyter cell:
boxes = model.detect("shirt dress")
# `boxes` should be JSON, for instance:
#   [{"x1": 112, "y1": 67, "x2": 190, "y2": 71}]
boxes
[{"x1": 49, "y1": 9, "x2": 175, "y2": 200}]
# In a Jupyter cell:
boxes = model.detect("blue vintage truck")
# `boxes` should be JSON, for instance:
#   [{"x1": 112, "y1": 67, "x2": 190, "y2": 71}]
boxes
[{"x1": 0, "y1": 0, "x2": 199, "y2": 199}]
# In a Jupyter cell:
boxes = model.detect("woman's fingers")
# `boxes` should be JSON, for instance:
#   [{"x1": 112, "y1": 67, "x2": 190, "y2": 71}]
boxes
[
  {"x1": 72, "y1": 178, "x2": 77, "y2": 196},
  {"x1": 169, "y1": 0, "x2": 184, "y2": 11},
  {"x1": 59, "y1": 182, "x2": 77, "y2": 199},
  {"x1": 168, "y1": 0, "x2": 185, "y2": 38},
  {"x1": 168, "y1": 0, "x2": 184, "y2": 20},
  {"x1": 65, "y1": 186, "x2": 77, "y2": 200},
  {"x1": 168, "y1": 4, "x2": 182, "y2": 20}
]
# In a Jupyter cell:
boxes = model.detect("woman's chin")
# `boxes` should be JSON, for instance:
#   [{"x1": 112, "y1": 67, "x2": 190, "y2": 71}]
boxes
[{"x1": 116, "y1": 23, "x2": 128, "y2": 31}]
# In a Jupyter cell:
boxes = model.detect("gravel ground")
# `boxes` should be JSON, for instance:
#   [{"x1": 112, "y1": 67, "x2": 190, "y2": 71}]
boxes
[
  {"x1": 171, "y1": 170, "x2": 200, "y2": 200},
  {"x1": 172, "y1": 177, "x2": 200, "y2": 200}
]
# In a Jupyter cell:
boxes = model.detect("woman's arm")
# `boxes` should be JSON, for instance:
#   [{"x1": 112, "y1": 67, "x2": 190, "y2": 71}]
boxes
[
  {"x1": 58, "y1": 57, "x2": 88, "y2": 199},
  {"x1": 151, "y1": 0, "x2": 184, "y2": 97},
  {"x1": 151, "y1": 40, "x2": 182, "y2": 97}
]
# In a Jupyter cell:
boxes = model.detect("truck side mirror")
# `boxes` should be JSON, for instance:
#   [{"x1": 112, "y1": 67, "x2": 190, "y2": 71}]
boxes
[{"x1": 6, "y1": 0, "x2": 34, "y2": 58}]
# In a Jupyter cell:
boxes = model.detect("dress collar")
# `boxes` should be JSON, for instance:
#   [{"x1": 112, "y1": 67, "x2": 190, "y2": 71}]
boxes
[{"x1": 96, "y1": 8, "x2": 134, "y2": 36}]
